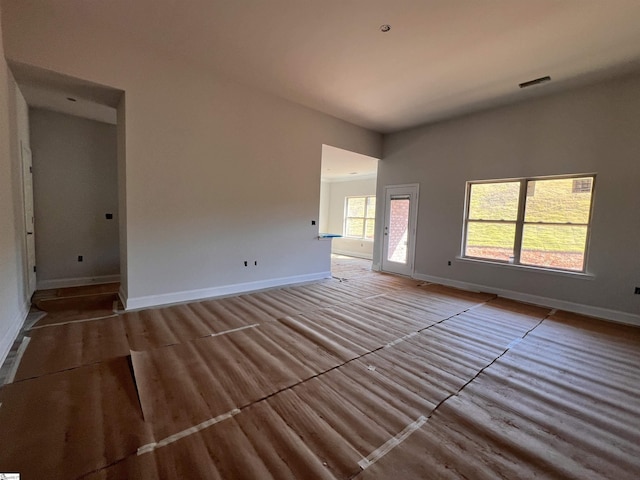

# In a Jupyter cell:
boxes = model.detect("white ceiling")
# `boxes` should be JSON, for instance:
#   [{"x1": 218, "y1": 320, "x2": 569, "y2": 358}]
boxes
[
  {"x1": 18, "y1": 84, "x2": 118, "y2": 125},
  {"x1": 9, "y1": 62, "x2": 121, "y2": 124},
  {"x1": 321, "y1": 145, "x2": 378, "y2": 181},
  {"x1": 6, "y1": 1, "x2": 640, "y2": 133}
]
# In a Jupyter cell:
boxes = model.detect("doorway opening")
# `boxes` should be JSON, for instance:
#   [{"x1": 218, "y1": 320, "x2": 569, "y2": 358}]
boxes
[
  {"x1": 20, "y1": 142, "x2": 36, "y2": 295},
  {"x1": 318, "y1": 145, "x2": 379, "y2": 277},
  {"x1": 9, "y1": 62, "x2": 126, "y2": 299}
]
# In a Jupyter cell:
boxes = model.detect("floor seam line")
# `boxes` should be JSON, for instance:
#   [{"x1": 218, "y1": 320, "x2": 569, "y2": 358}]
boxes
[
  {"x1": 241, "y1": 298, "x2": 492, "y2": 411},
  {"x1": 28, "y1": 313, "x2": 119, "y2": 330},
  {"x1": 423, "y1": 309, "x2": 551, "y2": 423},
  {"x1": 135, "y1": 298, "x2": 493, "y2": 457}
]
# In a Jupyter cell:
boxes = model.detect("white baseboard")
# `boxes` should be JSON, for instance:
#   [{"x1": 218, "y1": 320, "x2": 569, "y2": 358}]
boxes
[
  {"x1": 331, "y1": 249, "x2": 373, "y2": 260},
  {"x1": 118, "y1": 285, "x2": 128, "y2": 312},
  {"x1": 37, "y1": 274, "x2": 121, "y2": 290},
  {"x1": 124, "y1": 272, "x2": 332, "y2": 311},
  {"x1": 413, "y1": 273, "x2": 640, "y2": 327},
  {"x1": 0, "y1": 301, "x2": 30, "y2": 367}
]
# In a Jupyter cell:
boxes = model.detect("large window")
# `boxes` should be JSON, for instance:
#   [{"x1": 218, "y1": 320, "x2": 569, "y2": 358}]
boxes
[
  {"x1": 463, "y1": 175, "x2": 595, "y2": 272},
  {"x1": 345, "y1": 196, "x2": 376, "y2": 240}
]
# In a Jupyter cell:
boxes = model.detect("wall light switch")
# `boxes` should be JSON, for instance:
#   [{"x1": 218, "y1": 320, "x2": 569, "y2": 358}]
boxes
[
  {"x1": 311, "y1": 220, "x2": 316, "y2": 225},
  {"x1": 106, "y1": 213, "x2": 113, "y2": 219}
]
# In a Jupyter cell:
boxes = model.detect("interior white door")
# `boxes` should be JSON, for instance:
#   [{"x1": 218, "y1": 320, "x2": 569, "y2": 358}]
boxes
[
  {"x1": 381, "y1": 184, "x2": 419, "y2": 276},
  {"x1": 21, "y1": 143, "x2": 36, "y2": 295}
]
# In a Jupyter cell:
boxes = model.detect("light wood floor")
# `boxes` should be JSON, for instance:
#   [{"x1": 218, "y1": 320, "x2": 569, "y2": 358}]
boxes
[{"x1": 0, "y1": 257, "x2": 638, "y2": 479}]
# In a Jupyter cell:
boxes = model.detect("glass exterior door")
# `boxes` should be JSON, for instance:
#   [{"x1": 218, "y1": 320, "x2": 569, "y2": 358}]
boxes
[{"x1": 381, "y1": 185, "x2": 419, "y2": 276}]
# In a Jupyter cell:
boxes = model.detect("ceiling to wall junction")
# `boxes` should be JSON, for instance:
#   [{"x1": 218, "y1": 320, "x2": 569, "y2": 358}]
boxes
[{"x1": 3, "y1": 1, "x2": 640, "y2": 132}]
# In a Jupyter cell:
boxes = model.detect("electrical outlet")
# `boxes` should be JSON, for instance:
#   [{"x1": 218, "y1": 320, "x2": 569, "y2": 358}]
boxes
[
  {"x1": 105, "y1": 213, "x2": 113, "y2": 219},
  {"x1": 635, "y1": 287, "x2": 640, "y2": 295},
  {"x1": 78, "y1": 255, "x2": 83, "y2": 262},
  {"x1": 311, "y1": 220, "x2": 316, "y2": 225},
  {"x1": 244, "y1": 261, "x2": 248, "y2": 267},
  {"x1": 254, "y1": 261, "x2": 257, "y2": 266},
  {"x1": 448, "y1": 261, "x2": 452, "y2": 266}
]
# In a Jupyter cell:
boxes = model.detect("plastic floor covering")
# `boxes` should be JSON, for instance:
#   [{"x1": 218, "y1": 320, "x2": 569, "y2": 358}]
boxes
[{"x1": 0, "y1": 260, "x2": 639, "y2": 479}]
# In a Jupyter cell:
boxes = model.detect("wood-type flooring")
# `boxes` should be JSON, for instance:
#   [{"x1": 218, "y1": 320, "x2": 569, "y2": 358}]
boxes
[{"x1": 0, "y1": 257, "x2": 638, "y2": 479}]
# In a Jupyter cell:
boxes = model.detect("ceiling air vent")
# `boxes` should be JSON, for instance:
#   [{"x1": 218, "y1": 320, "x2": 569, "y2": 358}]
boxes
[{"x1": 519, "y1": 76, "x2": 551, "y2": 89}]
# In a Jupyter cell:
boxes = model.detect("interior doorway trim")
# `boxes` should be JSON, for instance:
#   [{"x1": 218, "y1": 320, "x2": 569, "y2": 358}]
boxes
[{"x1": 20, "y1": 141, "x2": 37, "y2": 297}]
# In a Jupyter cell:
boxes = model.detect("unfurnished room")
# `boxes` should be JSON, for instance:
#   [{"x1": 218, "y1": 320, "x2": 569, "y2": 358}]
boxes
[{"x1": 0, "y1": 1, "x2": 639, "y2": 479}]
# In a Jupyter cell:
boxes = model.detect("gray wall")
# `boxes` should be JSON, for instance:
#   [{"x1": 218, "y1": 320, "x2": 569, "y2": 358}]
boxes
[
  {"x1": 318, "y1": 180, "x2": 330, "y2": 234},
  {"x1": 377, "y1": 72, "x2": 640, "y2": 322},
  {"x1": 29, "y1": 109, "x2": 119, "y2": 287},
  {"x1": 3, "y1": 4, "x2": 381, "y2": 309}
]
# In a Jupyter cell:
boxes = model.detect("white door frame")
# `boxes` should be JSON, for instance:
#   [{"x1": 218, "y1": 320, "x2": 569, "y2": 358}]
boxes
[
  {"x1": 381, "y1": 184, "x2": 419, "y2": 276},
  {"x1": 21, "y1": 141, "x2": 37, "y2": 296}
]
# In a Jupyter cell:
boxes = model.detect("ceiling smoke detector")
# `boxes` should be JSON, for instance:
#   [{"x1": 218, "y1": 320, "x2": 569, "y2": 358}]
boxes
[{"x1": 380, "y1": 24, "x2": 391, "y2": 33}]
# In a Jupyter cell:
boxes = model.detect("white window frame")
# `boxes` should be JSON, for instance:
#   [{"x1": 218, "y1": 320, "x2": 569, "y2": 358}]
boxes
[
  {"x1": 344, "y1": 195, "x2": 376, "y2": 240},
  {"x1": 462, "y1": 173, "x2": 596, "y2": 273}
]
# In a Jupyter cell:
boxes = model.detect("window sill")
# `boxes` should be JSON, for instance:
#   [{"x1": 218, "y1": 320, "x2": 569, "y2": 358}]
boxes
[
  {"x1": 456, "y1": 256, "x2": 595, "y2": 280},
  {"x1": 342, "y1": 237, "x2": 374, "y2": 242}
]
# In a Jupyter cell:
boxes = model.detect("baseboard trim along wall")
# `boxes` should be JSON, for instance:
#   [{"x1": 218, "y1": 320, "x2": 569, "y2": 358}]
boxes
[
  {"x1": 331, "y1": 249, "x2": 373, "y2": 260},
  {"x1": 413, "y1": 273, "x2": 640, "y2": 327},
  {"x1": 0, "y1": 301, "x2": 30, "y2": 368},
  {"x1": 124, "y1": 271, "x2": 332, "y2": 311},
  {"x1": 37, "y1": 274, "x2": 121, "y2": 290}
]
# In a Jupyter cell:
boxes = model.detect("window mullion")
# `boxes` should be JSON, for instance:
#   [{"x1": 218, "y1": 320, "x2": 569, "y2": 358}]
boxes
[{"x1": 512, "y1": 179, "x2": 527, "y2": 264}]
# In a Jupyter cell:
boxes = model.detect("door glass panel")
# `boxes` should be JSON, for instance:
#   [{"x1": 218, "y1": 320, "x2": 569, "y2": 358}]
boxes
[{"x1": 387, "y1": 198, "x2": 410, "y2": 263}]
